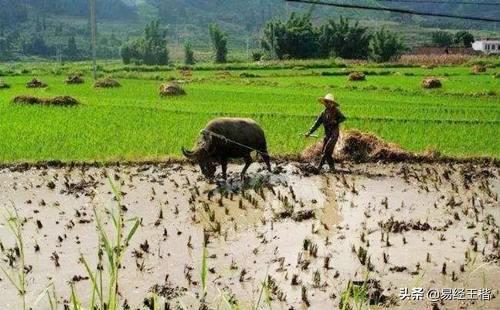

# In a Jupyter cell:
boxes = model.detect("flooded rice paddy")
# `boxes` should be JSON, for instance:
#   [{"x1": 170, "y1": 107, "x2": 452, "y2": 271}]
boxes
[{"x1": 0, "y1": 162, "x2": 498, "y2": 309}]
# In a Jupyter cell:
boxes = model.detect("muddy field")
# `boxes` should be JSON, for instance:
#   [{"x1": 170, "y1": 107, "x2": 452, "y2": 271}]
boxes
[{"x1": 0, "y1": 161, "x2": 498, "y2": 309}]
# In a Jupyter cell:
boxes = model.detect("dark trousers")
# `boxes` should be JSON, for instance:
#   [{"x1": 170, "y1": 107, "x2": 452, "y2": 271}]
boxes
[{"x1": 318, "y1": 128, "x2": 339, "y2": 170}]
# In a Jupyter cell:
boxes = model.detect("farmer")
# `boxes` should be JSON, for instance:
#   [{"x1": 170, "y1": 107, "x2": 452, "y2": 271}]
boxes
[{"x1": 305, "y1": 93, "x2": 346, "y2": 172}]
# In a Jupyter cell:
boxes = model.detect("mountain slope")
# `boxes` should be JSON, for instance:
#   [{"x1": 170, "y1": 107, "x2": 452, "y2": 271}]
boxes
[{"x1": 0, "y1": 0, "x2": 497, "y2": 61}]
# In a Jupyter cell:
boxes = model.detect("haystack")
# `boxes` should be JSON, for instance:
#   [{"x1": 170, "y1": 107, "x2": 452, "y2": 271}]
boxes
[
  {"x1": 348, "y1": 72, "x2": 366, "y2": 81},
  {"x1": 216, "y1": 70, "x2": 232, "y2": 77},
  {"x1": 49, "y1": 96, "x2": 80, "y2": 106},
  {"x1": 13, "y1": 95, "x2": 80, "y2": 106},
  {"x1": 65, "y1": 75, "x2": 85, "y2": 84},
  {"x1": 159, "y1": 82, "x2": 186, "y2": 96},
  {"x1": 0, "y1": 79, "x2": 10, "y2": 89},
  {"x1": 301, "y1": 130, "x2": 412, "y2": 163},
  {"x1": 26, "y1": 78, "x2": 47, "y2": 88},
  {"x1": 240, "y1": 72, "x2": 260, "y2": 78},
  {"x1": 94, "y1": 77, "x2": 120, "y2": 88},
  {"x1": 471, "y1": 64, "x2": 486, "y2": 74},
  {"x1": 179, "y1": 69, "x2": 192, "y2": 77},
  {"x1": 421, "y1": 77, "x2": 441, "y2": 89}
]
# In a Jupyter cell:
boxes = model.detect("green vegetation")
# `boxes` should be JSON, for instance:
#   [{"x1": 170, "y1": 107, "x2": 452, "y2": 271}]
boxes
[
  {"x1": 0, "y1": 60, "x2": 498, "y2": 163},
  {"x1": 209, "y1": 24, "x2": 228, "y2": 64},
  {"x1": 261, "y1": 14, "x2": 403, "y2": 61},
  {"x1": 371, "y1": 28, "x2": 406, "y2": 63},
  {"x1": 184, "y1": 42, "x2": 196, "y2": 65},
  {"x1": 0, "y1": 206, "x2": 27, "y2": 310},
  {"x1": 431, "y1": 31, "x2": 455, "y2": 48},
  {"x1": 454, "y1": 31, "x2": 475, "y2": 48},
  {"x1": 75, "y1": 181, "x2": 140, "y2": 310},
  {"x1": 120, "y1": 20, "x2": 169, "y2": 65},
  {"x1": 0, "y1": 0, "x2": 497, "y2": 62}
]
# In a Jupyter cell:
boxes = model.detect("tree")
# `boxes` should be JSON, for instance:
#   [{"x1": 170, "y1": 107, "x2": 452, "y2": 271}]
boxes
[
  {"x1": 121, "y1": 38, "x2": 147, "y2": 65},
  {"x1": 209, "y1": 24, "x2": 228, "y2": 63},
  {"x1": 120, "y1": 43, "x2": 132, "y2": 64},
  {"x1": 431, "y1": 31, "x2": 454, "y2": 47},
  {"x1": 0, "y1": 36, "x2": 12, "y2": 60},
  {"x1": 142, "y1": 20, "x2": 169, "y2": 65},
  {"x1": 120, "y1": 20, "x2": 169, "y2": 65},
  {"x1": 184, "y1": 42, "x2": 195, "y2": 65},
  {"x1": 318, "y1": 17, "x2": 371, "y2": 59},
  {"x1": 261, "y1": 15, "x2": 374, "y2": 60},
  {"x1": 22, "y1": 34, "x2": 52, "y2": 57},
  {"x1": 261, "y1": 13, "x2": 319, "y2": 59},
  {"x1": 454, "y1": 31, "x2": 474, "y2": 48},
  {"x1": 64, "y1": 36, "x2": 79, "y2": 60},
  {"x1": 370, "y1": 28, "x2": 405, "y2": 62}
]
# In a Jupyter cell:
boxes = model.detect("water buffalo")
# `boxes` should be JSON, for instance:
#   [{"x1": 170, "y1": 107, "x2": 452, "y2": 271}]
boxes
[{"x1": 182, "y1": 118, "x2": 272, "y2": 179}]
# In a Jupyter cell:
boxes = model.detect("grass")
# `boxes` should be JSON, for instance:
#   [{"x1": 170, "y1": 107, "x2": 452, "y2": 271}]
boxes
[{"x1": 0, "y1": 61, "x2": 498, "y2": 162}]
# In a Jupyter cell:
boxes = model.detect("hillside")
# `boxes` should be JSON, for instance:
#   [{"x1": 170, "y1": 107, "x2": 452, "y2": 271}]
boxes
[{"x1": 0, "y1": 0, "x2": 498, "y2": 61}]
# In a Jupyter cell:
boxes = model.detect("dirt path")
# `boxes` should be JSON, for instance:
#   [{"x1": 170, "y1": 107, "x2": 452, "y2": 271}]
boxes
[{"x1": 0, "y1": 162, "x2": 498, "y2": 309}]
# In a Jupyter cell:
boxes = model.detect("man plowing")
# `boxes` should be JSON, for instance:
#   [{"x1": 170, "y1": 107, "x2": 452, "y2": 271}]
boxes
[{"x1": 305, "y1": 93, "x2": 346, "y2": 172}]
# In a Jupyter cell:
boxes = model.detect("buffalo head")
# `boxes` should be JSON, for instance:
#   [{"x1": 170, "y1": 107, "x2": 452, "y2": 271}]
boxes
[{"x1": 182, "y1": 146, "x2": 216, "y2": 179}]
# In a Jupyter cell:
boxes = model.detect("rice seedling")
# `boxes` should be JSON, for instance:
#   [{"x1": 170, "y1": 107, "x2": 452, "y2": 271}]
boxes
[
  {"x1": 339, "y1": 275, "x2": 373, "y2": 310},
  {"x1": 200, "y1": 242, "x2": 208, "y2": 304},
  {"x1": 0, "y1": 205, "x2": 27, "y2": 310},
  {"x1": 0, "y1": 61, "x2": 497, "y2": 163},
  {"x1": 253, "y1": 267, "x2": 271, "y2": 310},
  {"x1": 74, "y1": 178, "x2": 140, "y2": 310}
]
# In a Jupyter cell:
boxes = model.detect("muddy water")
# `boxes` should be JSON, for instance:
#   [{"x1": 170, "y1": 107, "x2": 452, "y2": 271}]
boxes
[{"x1": 0, "y1": 162, "x2": 498, "y2": 309}]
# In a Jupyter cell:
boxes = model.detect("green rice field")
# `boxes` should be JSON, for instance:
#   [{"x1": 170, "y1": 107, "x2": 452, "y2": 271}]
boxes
[{"x1": 0, "y1": 61, "x2": 499, "y2": 162}]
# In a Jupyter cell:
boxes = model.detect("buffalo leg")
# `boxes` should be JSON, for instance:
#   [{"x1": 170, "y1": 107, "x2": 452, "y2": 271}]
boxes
[
  {"x1": 220, "y1": 159, "x2": 228, "y2": 179},
  {"x1": 241, "y1": 154, "x2": 253, "y2": 179},
  {"x1": 262, "y1": 152, "x2": 272, "y2": 172}
]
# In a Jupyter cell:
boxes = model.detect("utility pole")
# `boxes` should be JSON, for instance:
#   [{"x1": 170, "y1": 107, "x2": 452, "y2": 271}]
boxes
[{"x1": 90, "y1": 0, "x2": 97, "y2": 80}]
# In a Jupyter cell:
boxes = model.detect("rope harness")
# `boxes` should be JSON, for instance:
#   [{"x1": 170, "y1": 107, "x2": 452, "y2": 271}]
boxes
[{"x1": 201, "y1": 129, "x2": 271, "y2": 157}]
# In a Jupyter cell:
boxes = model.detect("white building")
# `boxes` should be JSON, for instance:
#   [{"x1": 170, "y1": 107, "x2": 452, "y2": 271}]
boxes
[{"x1": 472, "y1": 39, "x2": 500, "y2": 54}]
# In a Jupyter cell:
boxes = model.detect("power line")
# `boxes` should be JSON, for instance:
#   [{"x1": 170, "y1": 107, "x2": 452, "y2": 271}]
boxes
[
  {"x1": 285, "y1": 0, "x2": 500, "y2": 22},
  {"x1": 377, "y1": 0, "x2": 500, "y2": 6}
]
